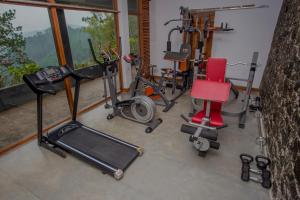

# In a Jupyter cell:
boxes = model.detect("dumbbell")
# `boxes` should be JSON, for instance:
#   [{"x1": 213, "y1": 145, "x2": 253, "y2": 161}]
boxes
[
  {"x1": 254, "y1": 155, "x2": 271, "y2": 188},
  {"x1": 240, "y1": 154, "x2": 272, "y2": 189}
]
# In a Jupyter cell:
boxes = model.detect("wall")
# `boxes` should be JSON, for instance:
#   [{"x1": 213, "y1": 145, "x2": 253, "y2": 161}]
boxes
[
  {"x1": 149, "y1": 0, "x2": 283, "y2": 88},
  {"x1": 117, "y1": 0, "x2": 132, "y2": 89},
  {"x1": 260, "y1": 0, "x2": 300, "y2": 199}
]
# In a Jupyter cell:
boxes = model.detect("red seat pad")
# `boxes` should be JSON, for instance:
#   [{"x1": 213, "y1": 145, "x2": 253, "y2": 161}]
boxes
[
  {"x1": 192, "y1": 110, "x2": 225, "y2": 127},
  {"x1": 191, "y1": 80, "x2": 231, "y2": 103}
]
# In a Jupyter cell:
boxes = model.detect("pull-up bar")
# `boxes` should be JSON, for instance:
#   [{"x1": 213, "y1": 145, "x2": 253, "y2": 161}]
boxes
[{"x1": 190, "y1": 4, "x2": 269, "y2": 13}]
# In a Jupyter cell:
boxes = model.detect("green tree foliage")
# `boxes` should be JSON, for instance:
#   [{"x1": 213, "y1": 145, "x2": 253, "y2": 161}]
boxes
[
  {"x1": 82, "y1": 13, "x2": 116, "y2": 50},
  {"x1": 128, "y1": 15, "x2": 139, "y2": 55},
  {"x1": 0, "y1": 10, "x2": 41, "y2": 88},
  {"x1": 0, "y1": 9, "x2": 26, "y2": 66},
  {"x1": 82, "y1": 12, "x2": 139, "y2": 58},
  {"x1": 8, "y1": 63, "x2": 40, "y2": 86}
]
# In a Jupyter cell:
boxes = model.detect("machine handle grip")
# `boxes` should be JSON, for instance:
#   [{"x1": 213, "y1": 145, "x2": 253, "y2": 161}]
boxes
[
  {"x1": 167, "y1": 41, "x2": 172, "y2": 52},
  {"x1": 37, "y1": 87, "x2": 56, "y2": 95},
  {"x1": 71, "y1": 72, "x2": 94, "y2": 81},
  {"x1": 209, "y1": 140, "x2": 220, "y2": 149},
  {"x1": 261, "y1": 170, "x2": 272, "y2": 188},
  {"x1": 198, "y1": 41, "x2": 203, "y2": 50}
]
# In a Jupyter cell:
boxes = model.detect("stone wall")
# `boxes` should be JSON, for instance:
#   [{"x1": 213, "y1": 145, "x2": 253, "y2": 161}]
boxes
[{"x1": 260, "y1": 0, "x2": 300, "y2": 199}]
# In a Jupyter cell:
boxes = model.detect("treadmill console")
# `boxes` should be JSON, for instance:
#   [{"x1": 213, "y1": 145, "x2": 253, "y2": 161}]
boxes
[{"x1": 36, "y1": 66, "x2": 68, "y2": 83}]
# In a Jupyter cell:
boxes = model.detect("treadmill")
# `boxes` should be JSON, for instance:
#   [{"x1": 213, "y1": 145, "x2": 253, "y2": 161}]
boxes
[{"x1": 23, "y1": 65, "x2": 143, "y2": 180}]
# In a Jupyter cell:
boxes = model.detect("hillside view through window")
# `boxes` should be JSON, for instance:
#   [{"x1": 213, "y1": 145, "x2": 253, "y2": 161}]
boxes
[
  {"x1": 0, "y1": 5, "x2": 58, "y2": 89},
  {"x1": 0, "y1": 4, "x2": 139, "y2": 88}
]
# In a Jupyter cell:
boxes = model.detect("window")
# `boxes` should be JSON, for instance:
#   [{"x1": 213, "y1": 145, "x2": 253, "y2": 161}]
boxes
[
  {"x1": 127, "y1": 0, "x2": 139, "y2": 55},
  {"x1": 0, "y1": 4, "x2": 64, "y2": 150},
  {"x1": 64, "y1": 10, "x2": 119, "y2": 109},
  {"x1": 128, "y1": 0, "x2": 138, "y2": 14},
  {"x1": 0, "y1": 4, "x2": 58, "y2": 89},
  {"x1": 64, "y1": 10, "x2": 117, "y2": 69},
  {"x1": 128, "y1": 15, "x2": 139, "y2": 55}
]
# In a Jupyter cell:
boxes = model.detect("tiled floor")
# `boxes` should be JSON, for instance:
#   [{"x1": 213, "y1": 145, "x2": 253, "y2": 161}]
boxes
[{"x1": 0, "y1": 91, "x2": 269, "y2": 200}]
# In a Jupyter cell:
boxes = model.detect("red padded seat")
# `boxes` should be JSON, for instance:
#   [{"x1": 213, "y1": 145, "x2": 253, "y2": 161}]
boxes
[
  {"x1": 192, "y1": 110, "x2": 224, "y2": 127},
  {"x1": 191, "y1": 58, "x2": 228, "y2": 127}
]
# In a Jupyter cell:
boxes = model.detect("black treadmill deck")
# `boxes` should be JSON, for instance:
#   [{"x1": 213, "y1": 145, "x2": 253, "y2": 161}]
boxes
[{"x1": 48, "y1": 122, "x2": 139, "y2": 171}]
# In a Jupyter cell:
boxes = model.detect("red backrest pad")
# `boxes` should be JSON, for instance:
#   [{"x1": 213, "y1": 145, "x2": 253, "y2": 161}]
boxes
[
  {"x1": 205, "y1": 58, "x2": 227, "y2": 112},
  {"x1": 206, "y1": 58, "x2": 227, "y2": 82}
]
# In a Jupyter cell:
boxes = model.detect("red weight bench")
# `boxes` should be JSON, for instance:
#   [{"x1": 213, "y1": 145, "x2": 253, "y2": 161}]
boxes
[
  {"x1": 180, "y1": 58, "x2": 231, "y2": 156},
  {"x1": 191, "y1": 58, "x2": 230, "y2": 128}
]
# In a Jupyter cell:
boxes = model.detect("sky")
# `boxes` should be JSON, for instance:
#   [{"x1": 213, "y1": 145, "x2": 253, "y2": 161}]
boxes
[{"x1": 0, "y1": 4, "x2": 92, "y2": 33}]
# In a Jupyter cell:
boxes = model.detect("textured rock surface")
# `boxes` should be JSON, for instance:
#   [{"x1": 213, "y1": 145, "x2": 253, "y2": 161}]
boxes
[{"x1": 260, "y1": 0, "x2": 300, "y2": 199}]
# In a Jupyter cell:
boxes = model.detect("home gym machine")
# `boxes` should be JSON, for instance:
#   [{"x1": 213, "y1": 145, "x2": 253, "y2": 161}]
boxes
[
  {"x1": 189, "y1": 5, "x2": 268, "y2": 116},
  {"x1": 123, "y1": 54, "x2": 175, "y2": 112},
  {"x1": 88, "y1": 39, "x2": 162, "y2": 133},
  {"x1": 164, "y1": 6, "x2": 234, "y2": 101},
  {"x1": 163, "y1": 6, "x2": 199, "y2": 100},
  {"x1": 23, "y1": 65, "x2": 143, "y2": 180}
]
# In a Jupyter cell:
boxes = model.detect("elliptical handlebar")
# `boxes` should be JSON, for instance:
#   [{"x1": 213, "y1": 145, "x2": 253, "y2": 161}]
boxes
[
  {"x1": 123, "y1": 53, "x2": 142, "y2": 69},
  {"x1": 88, "y1": 38, "x2": 120, "y2": 74}
]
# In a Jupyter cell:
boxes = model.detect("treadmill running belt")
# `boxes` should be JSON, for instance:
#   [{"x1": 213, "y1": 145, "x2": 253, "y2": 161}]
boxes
[{"x1": 58, "y1": 127, "x2": 139, "y2": 170}]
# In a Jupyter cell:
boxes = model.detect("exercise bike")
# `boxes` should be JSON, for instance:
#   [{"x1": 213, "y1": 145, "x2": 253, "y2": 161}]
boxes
[
  {"x1": 89, "y1": 40, "x2": 162, "y2": 133},
  {"x1": 123, "y1": 54, "x2": 175, "y2": 112}
]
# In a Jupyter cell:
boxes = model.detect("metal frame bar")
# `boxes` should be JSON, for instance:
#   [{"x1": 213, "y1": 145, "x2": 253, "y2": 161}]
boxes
[
  {"x1": 57, "y1": 140, "x2": 118, "y2": 172},
  {"x1": 222, "y1": 52, "x2": 259, "y2": 128},
  {"x1": 0, "y1": 0, "x2": 119, "y2": 13}
]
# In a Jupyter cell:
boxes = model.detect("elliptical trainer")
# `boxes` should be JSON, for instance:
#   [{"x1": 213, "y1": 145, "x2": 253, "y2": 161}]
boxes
[{"x1": 88, "y1": 39, "x2": 162, "y2": 133}]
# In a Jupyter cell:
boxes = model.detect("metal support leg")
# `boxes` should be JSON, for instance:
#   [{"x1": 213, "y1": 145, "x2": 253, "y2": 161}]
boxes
[{"x1": 172, "y1": 61, "x2": 176, "y2": 94}]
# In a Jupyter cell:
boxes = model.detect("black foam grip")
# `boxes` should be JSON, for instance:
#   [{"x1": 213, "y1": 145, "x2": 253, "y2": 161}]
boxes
[
  {"x1": 167, "y1": 41, "x2": 171, "y2": 51},
  {"x1": 181, "y1": 125, "x2": 218, "y2": 141},
  {"x1": 198, "y1": 41, "x2": 204, "y2": 50},
  {"x1": 261, "y1": 170, "x2": 272, "y2": 188},
  {"x1": 181, "y1": 124, "x2": 196, "y2": 135},
  {"x1": 209, "y1": 141, "x2": 220, "y2": 149},
  {"x1": 202, "y1": 130, "x2": 218, "y2": 141},
  {"x1": 241, "y1": 164, "x2": 250, "y2": 181}
]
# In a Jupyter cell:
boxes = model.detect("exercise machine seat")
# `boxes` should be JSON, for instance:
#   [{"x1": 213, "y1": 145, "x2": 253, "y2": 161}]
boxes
[
  {"x1": 191, "y1": 58, "x2": 229, "y2": 127},
  {"x1": 192, "y1": 110, "x2": 224, "y2": 127}
]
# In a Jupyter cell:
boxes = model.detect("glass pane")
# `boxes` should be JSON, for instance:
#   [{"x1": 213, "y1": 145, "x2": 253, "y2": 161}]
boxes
[
  {"x1": 128, "y1": 15, "x2": 139, "y2": 55},
  {"x1": 56, "y1": 0, "x2": 113, "y2": 9},
  {"x1": 128, "y1": 0, "x2": 138, "y2": 13},
  {"x1": 64, "y1": 10, "x2": 118, "y2": 109},
  {"x1": 0, "y1": 5, "x2": 58, "y2": 89},
  {"x1": 0, "y1": 4, "x2": 66, "y2": 150},
  {"x1": 64, "y1": 10, "x2": 116, "y2": 69}
]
